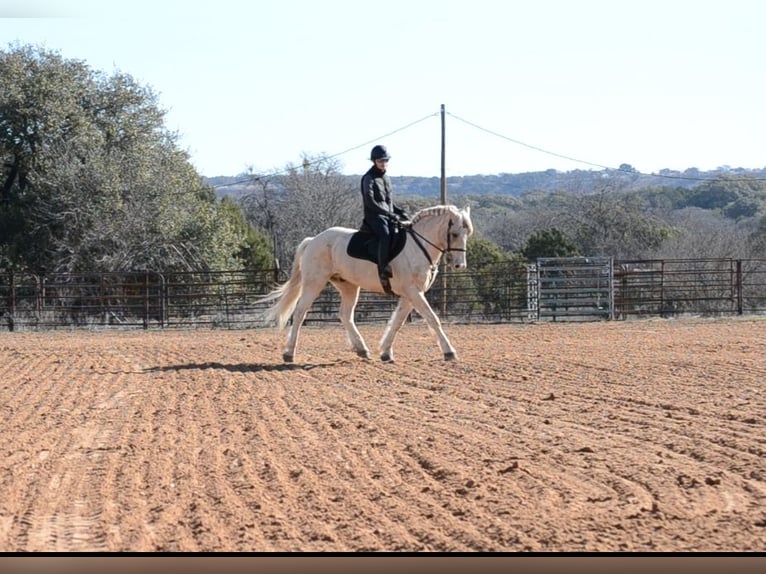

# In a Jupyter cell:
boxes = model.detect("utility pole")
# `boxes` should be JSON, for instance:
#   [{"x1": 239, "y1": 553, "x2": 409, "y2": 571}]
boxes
[
  {"x1": 440, "y1": 104, "x2": 447, "y2": 317},
  {"x1": 440, "y1": 104, "x2": 446, "y2": 205}
]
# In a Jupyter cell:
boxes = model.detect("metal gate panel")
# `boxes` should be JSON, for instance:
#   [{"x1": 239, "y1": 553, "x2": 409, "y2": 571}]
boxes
[{"x1": 532, "y1": 257, "x2": 614, "y2": 321}]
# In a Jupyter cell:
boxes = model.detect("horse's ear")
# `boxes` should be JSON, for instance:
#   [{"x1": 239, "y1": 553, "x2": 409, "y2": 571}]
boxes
[{"x1": 461, "y1": 205, "x2": 474, "y2": 234}]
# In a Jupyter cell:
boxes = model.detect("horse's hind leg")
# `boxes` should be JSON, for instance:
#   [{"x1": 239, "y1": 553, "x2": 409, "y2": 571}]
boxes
[
  {"x1": 282, "y1": 283, "x2": 325, "y2": 363},
  {"x1": 332, "y1": 280, "x2": 370, "y2": 359},
  {"x1": 379, "y1": 299, "x2": 413, "y2": 362}
]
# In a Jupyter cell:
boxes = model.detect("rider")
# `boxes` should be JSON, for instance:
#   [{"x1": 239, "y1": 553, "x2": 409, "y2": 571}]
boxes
[{"x1": 360, "y1": 145, "x2": 410, "y2": 290}]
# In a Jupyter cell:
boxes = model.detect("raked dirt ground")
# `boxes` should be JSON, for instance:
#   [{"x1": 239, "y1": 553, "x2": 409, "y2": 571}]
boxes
[{"x1": 1, "y1": 317, "x2": 765, "y2": 552}]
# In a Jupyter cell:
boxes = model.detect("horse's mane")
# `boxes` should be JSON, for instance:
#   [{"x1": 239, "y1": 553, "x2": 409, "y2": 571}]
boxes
[{"x1": 412, "y1": 205, "x2": 474, "y2": 234}]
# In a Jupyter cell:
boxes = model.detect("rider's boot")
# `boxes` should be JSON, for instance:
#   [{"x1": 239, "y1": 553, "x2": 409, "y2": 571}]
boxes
[{"x1": 377, "y1": 241, "x2": 393, "y2": 294}]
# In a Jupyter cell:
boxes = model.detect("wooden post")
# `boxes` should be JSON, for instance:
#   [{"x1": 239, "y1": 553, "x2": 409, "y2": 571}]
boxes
[
  {"x1": 143, "y1": 270, "x2": 150, "y2": 330},
  {"x1": 7, "y1": 271, "x2": 15, "y2": 332},
  {"x1": 736, "y1": 259, "x2": 743, "y2": 315},
  {"x1": 440, "y1": 104, "x2": 446, "y2": 205},
  {"x1": 440, "y1": 104, "x2": 447, "y2": 318}
]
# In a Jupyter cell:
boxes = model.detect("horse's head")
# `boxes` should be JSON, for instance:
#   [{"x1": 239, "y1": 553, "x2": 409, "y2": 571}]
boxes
[
  {"x1": 445, "y1": 205, "x2": 473, "y2": 270},
  {"x1": 411, "y1": 205, "x2": 474, "y2": 270}
]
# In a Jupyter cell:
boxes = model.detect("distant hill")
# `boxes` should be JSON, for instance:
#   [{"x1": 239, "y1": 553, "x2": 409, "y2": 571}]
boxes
[{"x1": 207, "y1": 166, "x2": 766, "y2": 200}]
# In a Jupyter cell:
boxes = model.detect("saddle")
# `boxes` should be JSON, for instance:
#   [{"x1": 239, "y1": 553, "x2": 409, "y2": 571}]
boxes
[{"x1": 346, "y1": 228, "x2": 408, "y2": 266}]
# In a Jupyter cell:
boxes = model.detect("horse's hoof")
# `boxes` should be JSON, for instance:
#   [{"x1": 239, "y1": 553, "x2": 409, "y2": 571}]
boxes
[
  {"x1": 282, "y1": 353, "x2": 294, "y2": 363},
  {"x1": 357, "y1": 349, "x2": 371, "y2": 359},
  {"x1": 444, "y1": 352, "x2": 457, "y2": 361},
  {"x1": 380, "y1": 352, "x2": 394, "y2": 363}
]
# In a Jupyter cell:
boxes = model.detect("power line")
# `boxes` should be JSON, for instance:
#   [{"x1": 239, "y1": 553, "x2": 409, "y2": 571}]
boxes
[
  {"x1": 212, "y1": 111, "x2": 439, "y2": 189},
  {"x1": 447, "y1": 112, "x2": 613, "y2": 171},
  {"x1": 321, "y1": 111, "x2": 439, "y2": 164},
  {"x1": 446, "y1": 111, "x2": 766, "y2": 183},
  {"x1": 212, "y1": 107, "x2": 766, "y2": 188}
]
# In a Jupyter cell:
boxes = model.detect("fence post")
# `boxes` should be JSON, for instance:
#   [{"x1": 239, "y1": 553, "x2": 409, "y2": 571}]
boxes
[
  {"x1": 7, "y1": 271, "x2": 14, "y2": 332},
  {"x1": 607, "y1": 257, "x2": 615, "y2": 320},
  {"x1": 223, "y1": 279, "x2": 230, "y2": 328},
  {"x1": 159, "y1": 273, "x2": 167, "y2": 328},
  {"x1": 143, "y1": 270, "x2": 150, "y2": 330},
  {"x1": 660, "y1": 260, "x2": 665, "y2": 315},
  {"x1": 36, "y1": 275, "x2": 43, "y2": 319},
  {"x1": 736, "y1": 260, "x2": 743, "y2": 315}
]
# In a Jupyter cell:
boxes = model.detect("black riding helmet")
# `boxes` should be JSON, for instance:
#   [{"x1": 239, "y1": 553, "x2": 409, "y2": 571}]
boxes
[{"x1": 370, "y1": 145, "x2": 391, "y2": 161}]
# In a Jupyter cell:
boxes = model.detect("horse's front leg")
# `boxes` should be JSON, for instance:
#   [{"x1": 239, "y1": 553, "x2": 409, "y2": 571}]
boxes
[
  {"x1": 379, "y1": 299, "x2": 413, "y2": 362},
  {"x1": 332, "y1": 280, "x2": 370, "y2": 359},
  {"x1": 404, "y1": 289, "x2": 458, "y2": 361}
]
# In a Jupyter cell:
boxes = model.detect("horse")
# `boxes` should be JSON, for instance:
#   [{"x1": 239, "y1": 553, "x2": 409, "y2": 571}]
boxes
[{"x1": 256, "y1": 204, "x2": 474, "y2": 363}]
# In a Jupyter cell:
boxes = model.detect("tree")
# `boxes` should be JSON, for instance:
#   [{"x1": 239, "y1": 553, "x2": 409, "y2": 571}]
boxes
[
  {"x1": 241, "y1": 154, "x2": 363, "y2": 269},
  {"x1": 686, "y1": 179, "x2": 740, "y2": 210},
  {"x1": 652, "y1": 207, "x2": 757, "y2": 259},
  {"x1": 520, "y1": 228, "x2": 580, "y2": 260},
  {"x1": 0, "y1": 44, "x2": 244, "y2": 273},
  {"x1": 218, "y1": 196, "x2": 274, "y2": 270},
  {"x1": 277, "y1": 155, "x2": 359, "y2": 261},
  {"x1": 565, "y1": 184, "x2": 671, "y2": 259},
  {"x1": 453, "y1": 235, "x2": 528, "y2": 319},
  {"x1": 467, "y1": 235, "x2": 513, "y2": 268}
]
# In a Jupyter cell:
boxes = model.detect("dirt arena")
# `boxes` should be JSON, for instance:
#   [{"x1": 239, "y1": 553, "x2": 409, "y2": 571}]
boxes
[{"x1": 1, "y1": 317, "x2": 765, "y2": 552}]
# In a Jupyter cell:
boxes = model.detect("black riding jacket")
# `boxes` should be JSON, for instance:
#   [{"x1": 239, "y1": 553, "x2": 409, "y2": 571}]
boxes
[{"x1": 360, "y1": 165, "x2": 407, "y2": 234}]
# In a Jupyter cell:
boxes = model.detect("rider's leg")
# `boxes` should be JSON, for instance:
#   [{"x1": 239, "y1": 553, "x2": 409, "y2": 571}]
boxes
[
  {"x1": 377, "y1": 237, "x2": 391, "y2": 278},
  {"x1": 370, "y1": 218, "x2": 392, "y2": 280}
]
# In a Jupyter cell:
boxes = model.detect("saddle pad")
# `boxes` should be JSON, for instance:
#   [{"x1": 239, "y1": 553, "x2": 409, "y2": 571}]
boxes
[{"x1": 346, "y1": 229, "x2": 407, "y2": 264}]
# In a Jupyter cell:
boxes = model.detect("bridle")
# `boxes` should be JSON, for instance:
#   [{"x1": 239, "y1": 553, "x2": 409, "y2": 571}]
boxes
[{"x1": 405, "y1": 218, "x2": 467, "y2": 267}]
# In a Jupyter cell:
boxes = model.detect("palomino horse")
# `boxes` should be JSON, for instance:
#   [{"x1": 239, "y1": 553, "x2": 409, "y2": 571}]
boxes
[{"x1": 256, "y1": 204, "x2": 474, "y2": 362}]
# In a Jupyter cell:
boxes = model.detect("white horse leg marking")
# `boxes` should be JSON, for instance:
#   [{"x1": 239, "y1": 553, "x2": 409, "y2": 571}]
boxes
[
  {"x1": 406, "y1": 289, "x2": 458, "y2": 360},
  {"x1": 379, "y1": 299, "x2": 413, "y2": 362},
  {"x1": 333, "y1": 280, "x2": 370, "y2": 359}
]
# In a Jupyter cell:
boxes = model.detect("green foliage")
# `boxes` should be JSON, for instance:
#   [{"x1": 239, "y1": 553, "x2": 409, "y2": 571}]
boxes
[
  {"x1": 648, "y1": 175, "x2": 766, "y2": 220},
  {"x1": 467, "y1": 236, "x2": 511, "y2": 267},
  {"x1": 521, "y1": 228, "x2": 580, "y2": 261},
  {"x1": 687, "y1": 180, "x2": 740, "y2": 209},
  {"x1": 218, "y1": 197, "x2": 274, "y2": 269},
  {"x1": 723, "y1": 196, "x2": 761, "y2": 220},
  {"x1": 444, "y1": 236, "x2": 528, "y2": 320},
  {"x1": 0, "y1": 44, "x2": 245, "y2": 274}
]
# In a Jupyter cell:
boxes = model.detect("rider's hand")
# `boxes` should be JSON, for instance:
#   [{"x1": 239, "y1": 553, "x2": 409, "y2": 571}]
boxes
[{"x1": 399, "y1": 219, "x2": 412, "y2": 229}]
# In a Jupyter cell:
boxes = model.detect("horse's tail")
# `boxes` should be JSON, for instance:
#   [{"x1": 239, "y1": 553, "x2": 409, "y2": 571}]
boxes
[{"x1": 258, "y1": 237, "x2": 311, "y2": 329}]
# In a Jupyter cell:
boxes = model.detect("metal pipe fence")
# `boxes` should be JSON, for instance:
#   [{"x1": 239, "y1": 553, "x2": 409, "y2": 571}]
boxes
[{"x1": 2, "y1": 258, "x2": 766, "y2": 331}]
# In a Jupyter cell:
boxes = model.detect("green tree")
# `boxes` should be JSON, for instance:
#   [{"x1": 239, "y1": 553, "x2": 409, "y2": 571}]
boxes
[
  {"x1": 218, "y1": 196, "x2": 274, "y2": 270},
  {"x1": 467, "y1": 235, "x2": 513, "y2": 268},
  {"x1": 521, "y1": 228, "x2": 580, "y2": 260},
  {"x1": 723, "y1": 196, "x2": 761, "y2": 220},
  {"x1": 452, "y1": 236, "x2": 527, "y2": 320},
  {"x1": 0, "y1": 44, "x2": 243, "y2": 273}
]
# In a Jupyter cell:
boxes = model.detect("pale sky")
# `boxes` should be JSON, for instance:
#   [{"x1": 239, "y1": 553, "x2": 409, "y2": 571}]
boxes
[{"x1": 2, "y1": 0, "x2": 765, "y2": 178}]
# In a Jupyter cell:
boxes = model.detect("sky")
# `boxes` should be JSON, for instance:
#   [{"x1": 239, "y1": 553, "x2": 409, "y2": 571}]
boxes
[{"x1": 1, "y1": 0, "x2": 765, "y2": 178}]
